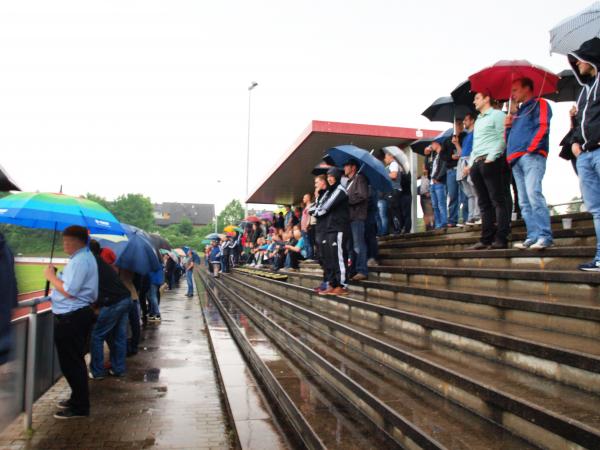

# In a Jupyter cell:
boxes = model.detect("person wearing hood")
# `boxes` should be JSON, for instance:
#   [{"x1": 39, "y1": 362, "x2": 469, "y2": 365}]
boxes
[
  {"x1": 569, "y1": 37, "x2": 600, "y2": 271},
  {"x1": 312, "y1": 167, "x2": 350, "y2": 296},
  {"x1": 505, "y1": 77, "x2": 554, "y2": 250}
]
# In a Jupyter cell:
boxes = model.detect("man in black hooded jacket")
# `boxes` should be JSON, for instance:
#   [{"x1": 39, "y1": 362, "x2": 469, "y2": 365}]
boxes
[
  {"x1": 569, "y1": 37, "x2": 600, "y2": 271},
  {"x1": 313, "y1": 167, "x2": 350, "y2": 296}
]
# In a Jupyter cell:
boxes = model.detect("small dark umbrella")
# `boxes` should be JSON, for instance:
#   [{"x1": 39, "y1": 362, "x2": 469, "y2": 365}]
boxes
[
  {"x1": 543, "y1": 69, "x2": 580, "y2": 103},
  {"x1": 409, "y1": 128, "x2": 453, "y2": 155},
  {"x1": 311, "y1": 162, "x2": 333, "y2": 176},
  {"x1": 148, "y1": 233, "x2": 172, "y2": 254},
  {"x1": 422, "y1": 96, "x2": 475, "y2": 123},
  {"x1": 0, "y1": 164, "x2": 20, "y2": 192}
]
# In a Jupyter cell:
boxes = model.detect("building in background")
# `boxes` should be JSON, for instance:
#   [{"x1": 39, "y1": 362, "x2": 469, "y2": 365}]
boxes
[{"x1": 153, "y1": 202, "x2": 215, "y2": 227}]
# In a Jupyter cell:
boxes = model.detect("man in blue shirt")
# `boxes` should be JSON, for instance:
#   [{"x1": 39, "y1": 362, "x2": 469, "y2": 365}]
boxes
[
  {"x1": 44, "y1": 225, "x2": 98, "y2": 419},
  {"x1": 455, "y1": 112, "x2": 480, "y2": 225}
]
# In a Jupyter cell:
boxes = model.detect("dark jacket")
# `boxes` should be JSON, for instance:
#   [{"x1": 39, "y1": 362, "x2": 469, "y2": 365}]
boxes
[
  {"x1": 430, "y1": 152, "x2": 447, "y2": 183},
  {"x1": 569, "y1": 37, "x2": 600, "y2": 151},
  {"x1": 505, "y1": 98, "x2": 552, "y2": 164},
  {"x1": 95, "y1": 256, "x2": 131, "y2": 307},
  {"x1": 313, "y1": 182, "x2": 350, "y2": 233},
  {"x1": 310, "y1": 188, "x2": 329, "y2": 237},
  {"x1": 346, "y1": 173, "x2": 369, "y2": 221},
  {"x1": 0, "y1": 232, "x2": 17, "y2": 365},
  {"x1": 441, "y1": 132, "x2": 465, "y2": 169}
]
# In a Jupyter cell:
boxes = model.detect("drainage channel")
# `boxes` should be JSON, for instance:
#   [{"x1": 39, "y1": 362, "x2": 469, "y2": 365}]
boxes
[{"x1": 199, "y1": 271, "x2": 392, "y2": 450}]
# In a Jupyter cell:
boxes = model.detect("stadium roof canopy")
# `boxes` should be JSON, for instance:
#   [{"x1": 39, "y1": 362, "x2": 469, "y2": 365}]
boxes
[{"x1": 247, "y1": 120, "x2": 440, "y2": 205}]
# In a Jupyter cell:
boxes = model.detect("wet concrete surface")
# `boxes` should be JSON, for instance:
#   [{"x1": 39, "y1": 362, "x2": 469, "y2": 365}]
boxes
[
  {"x1": 202, "y1": 275, "x2": 391, "y2": 450},
  {"x1": 0, "y1": 283, "x2": 234, "y2": 450},
  {"x1": 198, "y1": 281, "x2": 289, "y2": 450}
]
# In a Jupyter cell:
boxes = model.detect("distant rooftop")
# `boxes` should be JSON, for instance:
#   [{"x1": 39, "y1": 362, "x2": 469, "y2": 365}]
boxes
[{"x1": 153, "y1": 202, "x2": 215, "y2": 227}]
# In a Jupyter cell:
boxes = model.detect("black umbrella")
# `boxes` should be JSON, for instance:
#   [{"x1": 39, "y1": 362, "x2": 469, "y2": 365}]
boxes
[
  {"x1": 543, "y1": 69, "x2": 580, "y2": 103},
  {"x1": 451, "y1": 80, "x2": 475, "y2": 107},
  {"x1": 422, "y1": 96, "x2": 475, "y2": 123},
  {"x1": 0, "y1": 164, "x2": 20, "y2": 192},
  {"x1": 409, "y1": 128, "x2": 453, "y2": 155},
  {"x1": 311, "y1": 162, "x2": 333, "y2": 176},
  {"x1": 148, "y1": 233, "x2": 171, "y2": 255}
]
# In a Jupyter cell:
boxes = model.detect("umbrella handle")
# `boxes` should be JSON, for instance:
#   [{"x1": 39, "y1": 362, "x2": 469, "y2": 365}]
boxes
[{"x1": 44, "y1": 222, "x2": 58, "y2": 297}]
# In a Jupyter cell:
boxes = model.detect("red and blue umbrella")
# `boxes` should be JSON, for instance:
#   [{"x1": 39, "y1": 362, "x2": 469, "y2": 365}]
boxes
[{"x1": 0, "y1": 192, "x2": 124, "y2": 235}]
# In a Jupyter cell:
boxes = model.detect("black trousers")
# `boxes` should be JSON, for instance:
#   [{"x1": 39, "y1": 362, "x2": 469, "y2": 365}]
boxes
[
  {"x1": 323, "y1": 231, "x2": 348, "y2": 288},
  {"x1": 54, "y1": 306, "x2": 94, "y2": 414},
  {"x1": 470, "y1": 157, "x2": 511, "y2": 245},
  {"x1": 399, "y1": 193, "x2": 412, "y2": 233},
  {"x1": 386, "y1": 189, "x2": 403, "y2": 234}
]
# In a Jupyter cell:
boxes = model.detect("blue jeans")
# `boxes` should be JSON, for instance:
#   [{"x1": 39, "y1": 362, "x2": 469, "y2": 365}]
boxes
[
  {"x1": 90, "y1": 297, "x2": 131, "y2": 376},
  {"x1": 376, "y1": 199, "x2": 388, "y2": 236},
  {"x1": 431, "y1": 183, "x2": 448, "y2": 228},
  {"x1": 512, "y1": 153, "x2": 553, "y2": 243},
  {"x1": 446, "y1": 168, "x2": 459, "y2": 225},
  {"x1": 186, "y1": 269, "x2": 194, "y2": 295},
  {"x1": 458, "y1": 182, "x2": 468, "y2": 223},
  {"x1": 577, "y1": 149, "x2": 600, "y2": 260},
  {"x1": 301, "y1": 230, "x2": 313, "y2": 259},
  {"x1": 350, "y1": 220, "x2": 368, "y2": 275},
  {"x1": 149, "y1": 284, "x2": 160, "y2": 316}
]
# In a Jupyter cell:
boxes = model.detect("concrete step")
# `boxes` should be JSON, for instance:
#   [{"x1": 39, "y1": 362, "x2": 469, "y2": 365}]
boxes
[
  {"x1": 377, "y1": 246, "x2": 595, "y2": 270},
  {"x1": 266, "y1": 267, "x2": 600, "y2": 336},
  {"x1": 378, "y1": 227, "x2": 597, "y2": 253},
  {"x1": 366, "y1": 264, "x2": 600, "y2": 301},
  {"x1": 378, "y1": 213, "x2": 593, "y2": 245},
  {"x1": 233, "y1": 269, "x2": 600, "y2": 391},
  {"x1": 225, "y1": 272, "x2": 600, "y2": 449}
]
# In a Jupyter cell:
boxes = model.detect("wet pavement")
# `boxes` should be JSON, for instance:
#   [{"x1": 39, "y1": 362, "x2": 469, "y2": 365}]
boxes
[{"x1": 0, "y1": 283, "x2": 234, "y2": 450}]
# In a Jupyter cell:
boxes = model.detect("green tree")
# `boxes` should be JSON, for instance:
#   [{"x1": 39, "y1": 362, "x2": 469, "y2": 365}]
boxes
[
  {"x1": 178, "y1": 217, "x2": 194, "y2": 236},
  {"x1": 84, "y1": 193, "x2": 112, "y2": 211},
  {"x1": 567, "y1": 196, "x2": 583, "y2": 214},
  {"x1": 217, "y1": 199, "x2": 244, "y2": 233},
  {"x1": 111, "y1": 194, "x2": 155, "y2": 231}
]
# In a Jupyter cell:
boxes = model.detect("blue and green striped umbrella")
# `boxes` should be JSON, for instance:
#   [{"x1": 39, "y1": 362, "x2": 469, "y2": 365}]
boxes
[{"x1": 0, "y1": 192, "x2": 124, "y2": 235}]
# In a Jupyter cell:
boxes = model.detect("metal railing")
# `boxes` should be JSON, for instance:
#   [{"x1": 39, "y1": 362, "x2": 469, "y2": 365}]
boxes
[{"x1": 1, "y1": 296, "x2": 61, "y2": 433}]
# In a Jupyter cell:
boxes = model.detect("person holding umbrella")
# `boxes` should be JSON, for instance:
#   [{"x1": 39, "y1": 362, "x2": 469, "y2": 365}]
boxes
[
  {"x1": 44, "y1": 225, "x2": 98, "y2": 419},
  {"x1": 505, "y1": 77, "x2": 554, "y2": 250},
  {"x1": 464, "y1": 91, "x2": 510, "y2": 249},
  {"x1": 344, "y1": 159, "x2": 369, "y2": 281},
  {"x1": 568, "y1": 37, "x2": 600, "y2": 271}
]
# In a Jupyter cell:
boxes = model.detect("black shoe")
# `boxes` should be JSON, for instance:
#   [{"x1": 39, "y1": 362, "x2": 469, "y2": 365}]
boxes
[
  {"x1": 468, "y1": 242, "x2": 490, "y2": 250},
  {"x1": 56, "y1": 400, "x2": 71, "y2": 410},
  {"x1": 54, "y1": 408, "x2": 89, "y2": 419},
  {"x1": 490, "y1": 241, "x2": 508, "y2": 249}
]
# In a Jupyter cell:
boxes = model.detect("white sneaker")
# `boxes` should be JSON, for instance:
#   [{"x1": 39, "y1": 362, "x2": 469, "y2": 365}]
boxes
[
  {"x1": 513, "y1": 239, "x2": 535, "y2": 249},
  {"x1": 530, "y1": 239, "x2": 553, "y2": 250}
]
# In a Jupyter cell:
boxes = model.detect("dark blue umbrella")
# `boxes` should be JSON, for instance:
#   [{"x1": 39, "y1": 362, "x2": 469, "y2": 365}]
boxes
[
  {"x1": 95, "y1": 224, "x2": 161, "y2": 275},
  {"x1": 325, "y1": 145, "x2": 392, "y2": 192}
]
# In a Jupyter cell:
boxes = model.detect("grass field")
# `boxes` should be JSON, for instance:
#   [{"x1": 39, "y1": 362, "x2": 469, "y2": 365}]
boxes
[{"x1": 15, "y1": 264, "x2": 64, "y2": 294}]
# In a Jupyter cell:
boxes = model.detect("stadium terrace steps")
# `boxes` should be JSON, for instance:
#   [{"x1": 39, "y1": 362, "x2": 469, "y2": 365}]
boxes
[
  {"x1": 222, "y1": 271, "x2": 600, "y2": 449},
  {"x1": 200, "y1": 213, "x2": 600, "y2": 449}
]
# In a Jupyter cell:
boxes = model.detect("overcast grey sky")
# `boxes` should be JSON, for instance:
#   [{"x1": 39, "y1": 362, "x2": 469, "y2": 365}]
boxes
[{"x1": 0, "y1": 0, "x2": 590, "y2": 213}]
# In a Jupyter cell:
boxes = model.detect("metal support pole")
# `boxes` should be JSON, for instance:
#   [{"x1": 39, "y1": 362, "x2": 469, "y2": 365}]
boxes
[
  {"x1": 245, "y1": 82, "x2": 258, "y2": 217},
  {"x1": 24, "y1": 304, "x2": 38, "y2": 431},
  {"x1": 409, "y1": 147, "x2": 418, "y2": 233}
]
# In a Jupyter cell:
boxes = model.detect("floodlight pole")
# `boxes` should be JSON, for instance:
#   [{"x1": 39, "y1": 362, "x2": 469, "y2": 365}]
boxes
[{"x1": 245, "y1": 81, "x2": 258, "y2": 218}]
